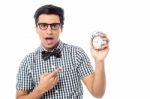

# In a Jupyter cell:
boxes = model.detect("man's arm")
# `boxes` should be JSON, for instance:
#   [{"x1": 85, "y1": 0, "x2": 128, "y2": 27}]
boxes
[
  {"x1": 16, "y1": 88, "x2": 43, "y2": 99},
  {"x1": 16, "y1": 68, "x2": 61, "y2": 99},
  {"x1": 82, "y1": 33, "x2": 109, "y2": 98},
  {"x1": 82, "y1": 61, "x2": 106, "y2": 98}
]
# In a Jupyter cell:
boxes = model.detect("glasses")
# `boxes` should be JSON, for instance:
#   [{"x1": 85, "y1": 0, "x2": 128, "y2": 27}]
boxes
[{"x1": 37, "y1": 23, "x2": 61, "y2": 30}]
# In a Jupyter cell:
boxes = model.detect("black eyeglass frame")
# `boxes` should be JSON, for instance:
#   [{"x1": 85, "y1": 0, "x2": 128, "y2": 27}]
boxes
[{"x1": 37, "y1": 23, "x2": 61, "y2": 30}]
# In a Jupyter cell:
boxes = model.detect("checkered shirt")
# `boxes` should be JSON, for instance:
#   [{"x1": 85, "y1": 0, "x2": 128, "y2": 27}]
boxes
[{"x1": 16, "y1": 41, "x2": 94, "y2": 99}]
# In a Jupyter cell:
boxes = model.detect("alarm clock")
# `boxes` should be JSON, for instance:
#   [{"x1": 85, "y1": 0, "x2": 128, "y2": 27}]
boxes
[{"x1": 91, "y1": 31, "x2": 106, "y2": 49}]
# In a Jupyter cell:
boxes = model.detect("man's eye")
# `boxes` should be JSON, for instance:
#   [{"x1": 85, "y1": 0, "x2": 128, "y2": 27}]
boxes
[
  {"x1": 51, "y1": 24, "x2": 57, "y2": 27},
  {"x1": 40, "y1": 24, "x2": 47, "y2": 27},
  {"x1": 51, "y1": 23, "x2": 60, "y2": 29}
]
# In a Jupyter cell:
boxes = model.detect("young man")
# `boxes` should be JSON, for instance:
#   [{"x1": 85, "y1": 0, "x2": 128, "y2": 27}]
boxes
[{"x1": 16, "y1": 4, "x2": 109, "y2": 99}]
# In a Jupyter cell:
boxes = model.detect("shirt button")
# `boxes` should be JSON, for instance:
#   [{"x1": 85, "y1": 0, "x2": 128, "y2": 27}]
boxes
[
  {"x1": 55, "y1": 90, "x2": 59, "y2": 94},
  {"x1": 51, "y1": 64, "x2": 55, "y2": 68}
]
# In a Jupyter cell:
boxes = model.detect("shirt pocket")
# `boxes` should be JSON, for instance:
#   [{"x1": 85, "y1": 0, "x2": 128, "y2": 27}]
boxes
[{"x1": 58, "y1": 65, "x2": 78, "y2": 80}]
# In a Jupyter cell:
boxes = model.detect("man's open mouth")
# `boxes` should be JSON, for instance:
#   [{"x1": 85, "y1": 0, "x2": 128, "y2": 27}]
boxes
[{"x1": 45, "y1": 37, "x2": 54, "y2": 44}]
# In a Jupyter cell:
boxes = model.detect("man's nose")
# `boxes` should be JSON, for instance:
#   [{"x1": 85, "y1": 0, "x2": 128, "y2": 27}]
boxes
[{"x1": 46, "y1": 26, "x2": 52, "y2": 35}]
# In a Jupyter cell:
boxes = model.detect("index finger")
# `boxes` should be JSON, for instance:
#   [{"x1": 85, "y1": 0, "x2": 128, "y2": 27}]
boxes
[{"x1": 49, "y1": 67, "x2": 61, "y2": 77}]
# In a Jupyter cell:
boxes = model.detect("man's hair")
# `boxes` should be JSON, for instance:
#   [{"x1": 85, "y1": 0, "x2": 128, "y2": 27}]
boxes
[{"x1": 34, "y1": 4, "x2": 64, "y2": 27}]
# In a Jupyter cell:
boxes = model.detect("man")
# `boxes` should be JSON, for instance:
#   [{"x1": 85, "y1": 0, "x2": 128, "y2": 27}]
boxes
[{"x1": 16, "y1": 4, "x2": 109, "y2": 99}]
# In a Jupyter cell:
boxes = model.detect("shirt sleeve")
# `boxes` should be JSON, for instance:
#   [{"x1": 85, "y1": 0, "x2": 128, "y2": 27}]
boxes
[
  {"x1": 76, "y1": 47, "x2": 94, "y2": 79},
  {"x1": 16, "y1": 55, "x2": 34, "y2": 91}
]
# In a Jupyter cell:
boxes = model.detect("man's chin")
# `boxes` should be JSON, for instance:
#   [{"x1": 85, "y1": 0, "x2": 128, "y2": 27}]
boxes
[
  {"x1": 45, "y1": 45, "x2": 54, "y2": 49},
  {"x1": 41, "y1": 43, "x2": 53, "y2": 49},
  {"x1": 44, "y1": 43, "x2": 59, "y2": 50}
]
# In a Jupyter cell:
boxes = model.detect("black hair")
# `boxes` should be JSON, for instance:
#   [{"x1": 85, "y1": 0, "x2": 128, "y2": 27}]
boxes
[{"x1": 34, "y1": 4, "x2": 64, "y2": 27}]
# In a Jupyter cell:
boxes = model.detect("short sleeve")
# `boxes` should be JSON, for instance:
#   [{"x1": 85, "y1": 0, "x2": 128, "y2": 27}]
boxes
[
  {"x1": 76, "y1": 47, "x2": 94, "y2": 79},
  {"x1": 16, "y1": 56, "x2": 34, "y2": 91}
]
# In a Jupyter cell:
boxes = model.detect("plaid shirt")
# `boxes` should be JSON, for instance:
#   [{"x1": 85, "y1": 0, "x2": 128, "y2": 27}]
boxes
[{"x1": 16, "y1": 41, "x2": 94, "y2": 99}]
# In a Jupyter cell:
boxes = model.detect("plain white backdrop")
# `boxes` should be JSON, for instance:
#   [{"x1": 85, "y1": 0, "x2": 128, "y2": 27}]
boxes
[{"x1": 0, "y1": 0, "x2": 150, "y2": 99}]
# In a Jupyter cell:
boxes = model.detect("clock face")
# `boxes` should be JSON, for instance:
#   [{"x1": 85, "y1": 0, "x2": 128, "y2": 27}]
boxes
[{"x1": 92, "y1": 36, "x2": 103, "y2": 49}]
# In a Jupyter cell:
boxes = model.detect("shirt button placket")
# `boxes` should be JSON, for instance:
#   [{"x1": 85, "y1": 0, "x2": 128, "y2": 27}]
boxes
[
  {"x1": 51, "y1": 64, "x2": 55, "y2": 70},
  {"x1": 55, "y1": 90, "x2": 59, "y2": 94}
]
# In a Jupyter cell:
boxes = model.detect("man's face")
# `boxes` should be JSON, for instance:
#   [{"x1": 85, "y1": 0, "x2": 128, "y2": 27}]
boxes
[{"x1": 36, "y1": 14, "x2": 62, "y2": 50}]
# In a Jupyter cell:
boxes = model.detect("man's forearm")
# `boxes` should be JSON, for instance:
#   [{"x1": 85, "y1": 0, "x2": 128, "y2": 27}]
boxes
[
  {"x1": 17, "y1": 87, "x2": 43, "y2": 99},
  {"x1": 92, "y1": 60, "x2": 106, "y2": 98}
]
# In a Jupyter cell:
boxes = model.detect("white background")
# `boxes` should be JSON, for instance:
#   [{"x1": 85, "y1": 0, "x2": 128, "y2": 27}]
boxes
[{"x1": 0, "y1": 0, "x2": 150, "y2": 99}]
